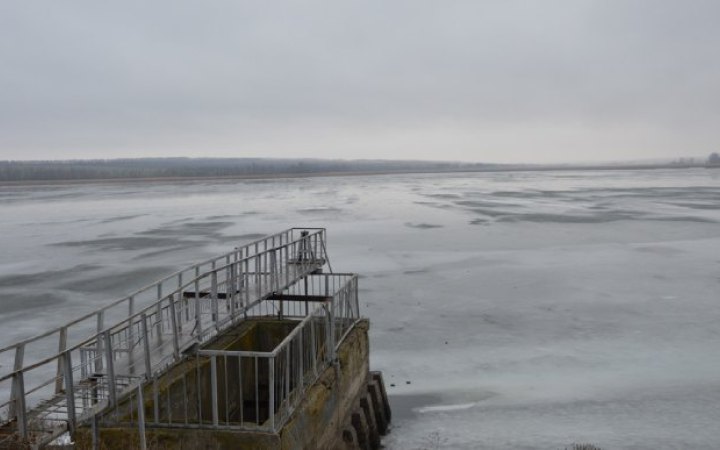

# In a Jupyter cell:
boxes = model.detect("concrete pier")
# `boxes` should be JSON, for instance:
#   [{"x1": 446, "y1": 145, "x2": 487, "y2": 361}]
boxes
[
  {"x1": 0, "y1": 229, "x2": 391, "y2": 449},
  {"x1": 74, "y1": 320, "x2": 390, "y2": 449}
]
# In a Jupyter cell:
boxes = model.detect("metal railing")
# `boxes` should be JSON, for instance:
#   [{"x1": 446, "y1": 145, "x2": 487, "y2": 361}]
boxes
[
  {"x1": 100, "y1": 273, "x2": 360, "y2": 434},
  {"x1": 0, "y1": 228, "x2": 328, "y2": 447}
]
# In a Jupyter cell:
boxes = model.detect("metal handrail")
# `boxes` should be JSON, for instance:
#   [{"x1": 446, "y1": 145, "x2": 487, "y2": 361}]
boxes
[
  {"x1": 0, "y1": 227, "x2": 323, "y2": 355},
  {"x1": 151, "y1": 273, "x2": 361, "y2": 433},
  {"x1": 0, "y1": 228, "x2": 328, "y2": 447},
  {"x1": 0, "y1": 229, "x2": 325, "y2": 379}
]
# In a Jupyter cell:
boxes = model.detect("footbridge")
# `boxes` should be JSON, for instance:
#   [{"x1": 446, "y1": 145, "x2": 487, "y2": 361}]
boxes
[{"x1": 0, "y1": 228, "x2": 389, "y2": 449}]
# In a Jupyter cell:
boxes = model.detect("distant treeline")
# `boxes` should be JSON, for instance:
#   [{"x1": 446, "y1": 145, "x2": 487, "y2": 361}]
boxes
[{"x1": 0, "y1": 158, "x2": 498, "y2": 182}]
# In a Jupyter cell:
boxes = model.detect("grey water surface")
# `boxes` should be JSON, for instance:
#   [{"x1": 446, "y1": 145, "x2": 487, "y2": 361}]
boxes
[{"x1": 1, "y1": 169, "x2": 720, "y2": 449}]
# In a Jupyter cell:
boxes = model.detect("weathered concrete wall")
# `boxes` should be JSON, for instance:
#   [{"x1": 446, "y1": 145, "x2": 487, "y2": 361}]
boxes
[
  {"x1": 75, "y1": 319, "x2": 390, "y2": 450},
  {"x1": 279, "y1": 319, "x2": 370, "y2": 450},
  {"x1": 95, "y1": 319, "x2": 299, "y2": 427}
]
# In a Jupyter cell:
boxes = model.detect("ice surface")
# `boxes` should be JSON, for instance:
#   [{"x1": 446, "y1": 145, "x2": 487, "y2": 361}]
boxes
[{"x1": 1, "y1": 169, "x2": 720, "y2": 449}]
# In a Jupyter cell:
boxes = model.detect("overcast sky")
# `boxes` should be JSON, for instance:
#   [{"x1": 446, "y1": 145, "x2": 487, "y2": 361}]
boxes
[{"x1": 1, "y1": 1, "x2": 718, "y2": 163}]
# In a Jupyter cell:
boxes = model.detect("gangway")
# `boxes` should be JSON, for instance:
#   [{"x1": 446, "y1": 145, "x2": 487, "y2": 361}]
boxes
[{"x1": 0, "y1": 228, "x2": 331, "y2": 448}]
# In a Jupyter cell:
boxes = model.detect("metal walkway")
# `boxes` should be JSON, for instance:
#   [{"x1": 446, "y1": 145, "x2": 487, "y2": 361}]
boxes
[{"x1": 0, "y1": 228, "x2": 333, "y2": 448}]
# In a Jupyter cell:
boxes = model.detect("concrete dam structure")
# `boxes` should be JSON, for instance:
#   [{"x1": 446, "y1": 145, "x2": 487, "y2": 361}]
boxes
[{"x1": 0, "y1": 228, "x2": 391, "y2": 449}]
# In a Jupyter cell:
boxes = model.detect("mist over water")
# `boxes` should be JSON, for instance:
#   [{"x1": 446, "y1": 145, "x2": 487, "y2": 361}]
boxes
[{"x1": 1, "y1": 169, "x2": 720, "y2": 449}]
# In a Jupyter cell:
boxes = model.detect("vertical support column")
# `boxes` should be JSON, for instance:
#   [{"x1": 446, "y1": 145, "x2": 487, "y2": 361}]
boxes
[
  {"x1": 310, "y1": 318, "x2": 317, "y2": 376},
  {"x1": 168, "y1": 295, "x2": 180, "y2": 361},
  {"x1": 136, "y1": 385, "x2": 147, "y2": 450},
  {"x1": 255, "y1": 252, "x2": 261, "y2": 299},
  {"x1": 237, "y1": 355, "x2": 244, "y2": 425},
  {"x1": 263, "y1": 251, "x2": 268, "y2": 294},
  {"x1": 103, "y1": 331, "x2": 117, "y2": 407},
  {"x1": 298, "y1": 330, "x2": 304, "y2": 391},
  {"x1": 141, "y1": 313, "x2": 152, "y2": 378},
  {"x1": 229, "y1": 262, "x2": 237, "y2": 318},
  {"x1": 91, "y1": 415, "x2": 99, "y2": 450},
  {"x1": 268, "y1": 357, "x2": 275, "y2": 431},
  {"x1": 312, "y1": 232, "x2": 318, "y2": 261},
  {"x1": 177, "y1": 272, "x2": 185, "y2": 325},
  {"x1": 270, "y1": 236, "x2": 276, "y2": 293},
  {"x1": 12, "y1": 372, "x2": 27, "y2": 439},
  {"x1": 194, "y1": 266, "x2": 201, "y2": 339},
  {"x1": 155, "y1": 285, "x2": 163, "y2": 343},
  {"x1": 80, "y1": 348, "x2": 88, "y2": 381},
  {"x1": 95, "y1": 311, "x2": 105, "y2": 372},
  {"x1": 330, "y1": 297, "x2": 336, "y2": 359},
  {"x1": 210, "y1": 355, "x2": 219, "y2": 427},
  {"x1": 9, "y1": 344, "x2": 26, "y2": 434},
  {"x1": 299, "y1": 231, "x2": 308, "y2": 263},
  {"x1": 129, "y1": 295, "x2": 135, "y2": 318},
  {"x1": 128, "y1": 295, "x2": 136, "y2": 357},
  {"x1": 254, "y1": 357, "x2": 259, "y2": 424},
  {"x1": 225, "y1": 262, "x2": 232, "y2": 315},
  {"x1": 55, "y1": 326, "x2": 68, "y2": 394},
  {"x1": 194, "y1": 291, "x2": 203, "y2": 340},
  {"x1": 224, "y1": 256, "x2": 230, "y2": 316},
  {"x1": 153, "y1": 380, "x2": 159, "y2": 424},
  {"x1": 211, "y1": 271, "x2": 219, "y2": 330},
  {"x1": 276, "y1": 235, "x2": 283, "y2": 286},
  {"x1": 126, "y1": 299, "x2": 137, "y2": 377},
  {"x1": 270, "y1": 250, "x2": 277, "y2": 292},
  {"x1": 63, "y1": 350, "x2": 76, "y2": 437},
  {"x1": 285, "y1": 346, "x2": 290, "y2": 401},
  {"x1": 244, "y1": 257, "x2": 250, "y2": 308}
]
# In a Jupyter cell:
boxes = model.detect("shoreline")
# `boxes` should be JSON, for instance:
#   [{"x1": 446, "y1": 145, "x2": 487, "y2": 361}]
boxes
[{"x1": 0, "y1": 163, "x2": 711, "y2": 187}]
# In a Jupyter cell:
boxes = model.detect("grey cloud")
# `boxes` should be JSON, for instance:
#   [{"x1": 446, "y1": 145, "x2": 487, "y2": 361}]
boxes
[{"x1": 1, "y1": 0, "x2": 719, "y2": 162}]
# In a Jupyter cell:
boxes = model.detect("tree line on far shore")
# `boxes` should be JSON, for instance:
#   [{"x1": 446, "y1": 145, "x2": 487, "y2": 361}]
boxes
[
  {"x1": 0, "y1": 157, "x2": 495, "y2": 182},
  {"x1": 2, "y1": 154, "x2": 717, "y2": 182}
]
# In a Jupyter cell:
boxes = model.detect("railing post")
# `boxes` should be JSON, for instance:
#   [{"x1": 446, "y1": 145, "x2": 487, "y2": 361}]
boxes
[
  {"x1": 330, "y1": 297, "x2": 336, "y2": 359},
  {"x1": 10, "y1": 343, "x2": 26, "y2": 437},
  {"x1": 298, "y1": 330, "x2": 304, "y2": 392},
  {"x1": 210, "y1": 356, "x2": 219, "y2": 427},
  {"x1": 269, "y1": 357, "x2": 275, "y2": 431},
  {"x1": 285, "y1": 345, "x2": 290, "y2": 401},
  {"x1": 168, "y1": 295, "x2": 180, "y2": 361},
  {"x1": 255, "y1": 253, "x2": 261, "y2": 298},
  {"x1": 137, "y1": 385, "x2": 147, "y2": 450},
  {"x1": 155, "y1": 286, "x2": 163, "y2": 344},
  {"x1": 95, "y1": 311, "x2": 104, "y2": 371},
  {"x1": 244, "y1": 257, "x2": 250, "y2": 307},
  {"x1": 310, "y1": 318, "x2": 317, "y2": 376},
  {"x1": 313, "y1": 233, "x2": 318, "y2": 261},
  {"x1": 141, "y1": 313, "x2": 152, "y2": 378},
  {"x1": 177, "y1": 272, "x2": 184, "y2": 325},
  {"x1": 299, "y1": 231, "x2": 308, "y2": 262},
  {"x1": 152, "y1": 380, "x2": 159, "y2": 424},
  {"x1": 195, "y1": 281, "x2": 203, "y2": 340},
  {"x1": 354, "y1": 276, "x2": 360, "y2": 318},
  {"x1": 80, "y1": 348, "x2": 88, "y2": 381},
  {"x1": 229, "y1": 262, "x2": 237, "y2": 318},
  {"x1": 55, "y1": 326, "x2": 68, "y2": 394},
  {"x1": 225, "y1": 263, "x2": 232, "y2": 315},
  {"x1": 254, "y1": 356, "x2": 259, "y2": 424},
  {"x1": 12, "y1": 372, "x2": 27, "y2": 439},
  {"x1": 211, "y1": 271, "x2": 219, "y2": 330},
  {"x1": 128, "y1": 295, "x2": 136, "y2": 359},
  {"x1": 63, "y1": 350, "x2": 76, "y2": 437},
  {"x1": 103, "y1": 331, "x2": 117, "y2": 406}
]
